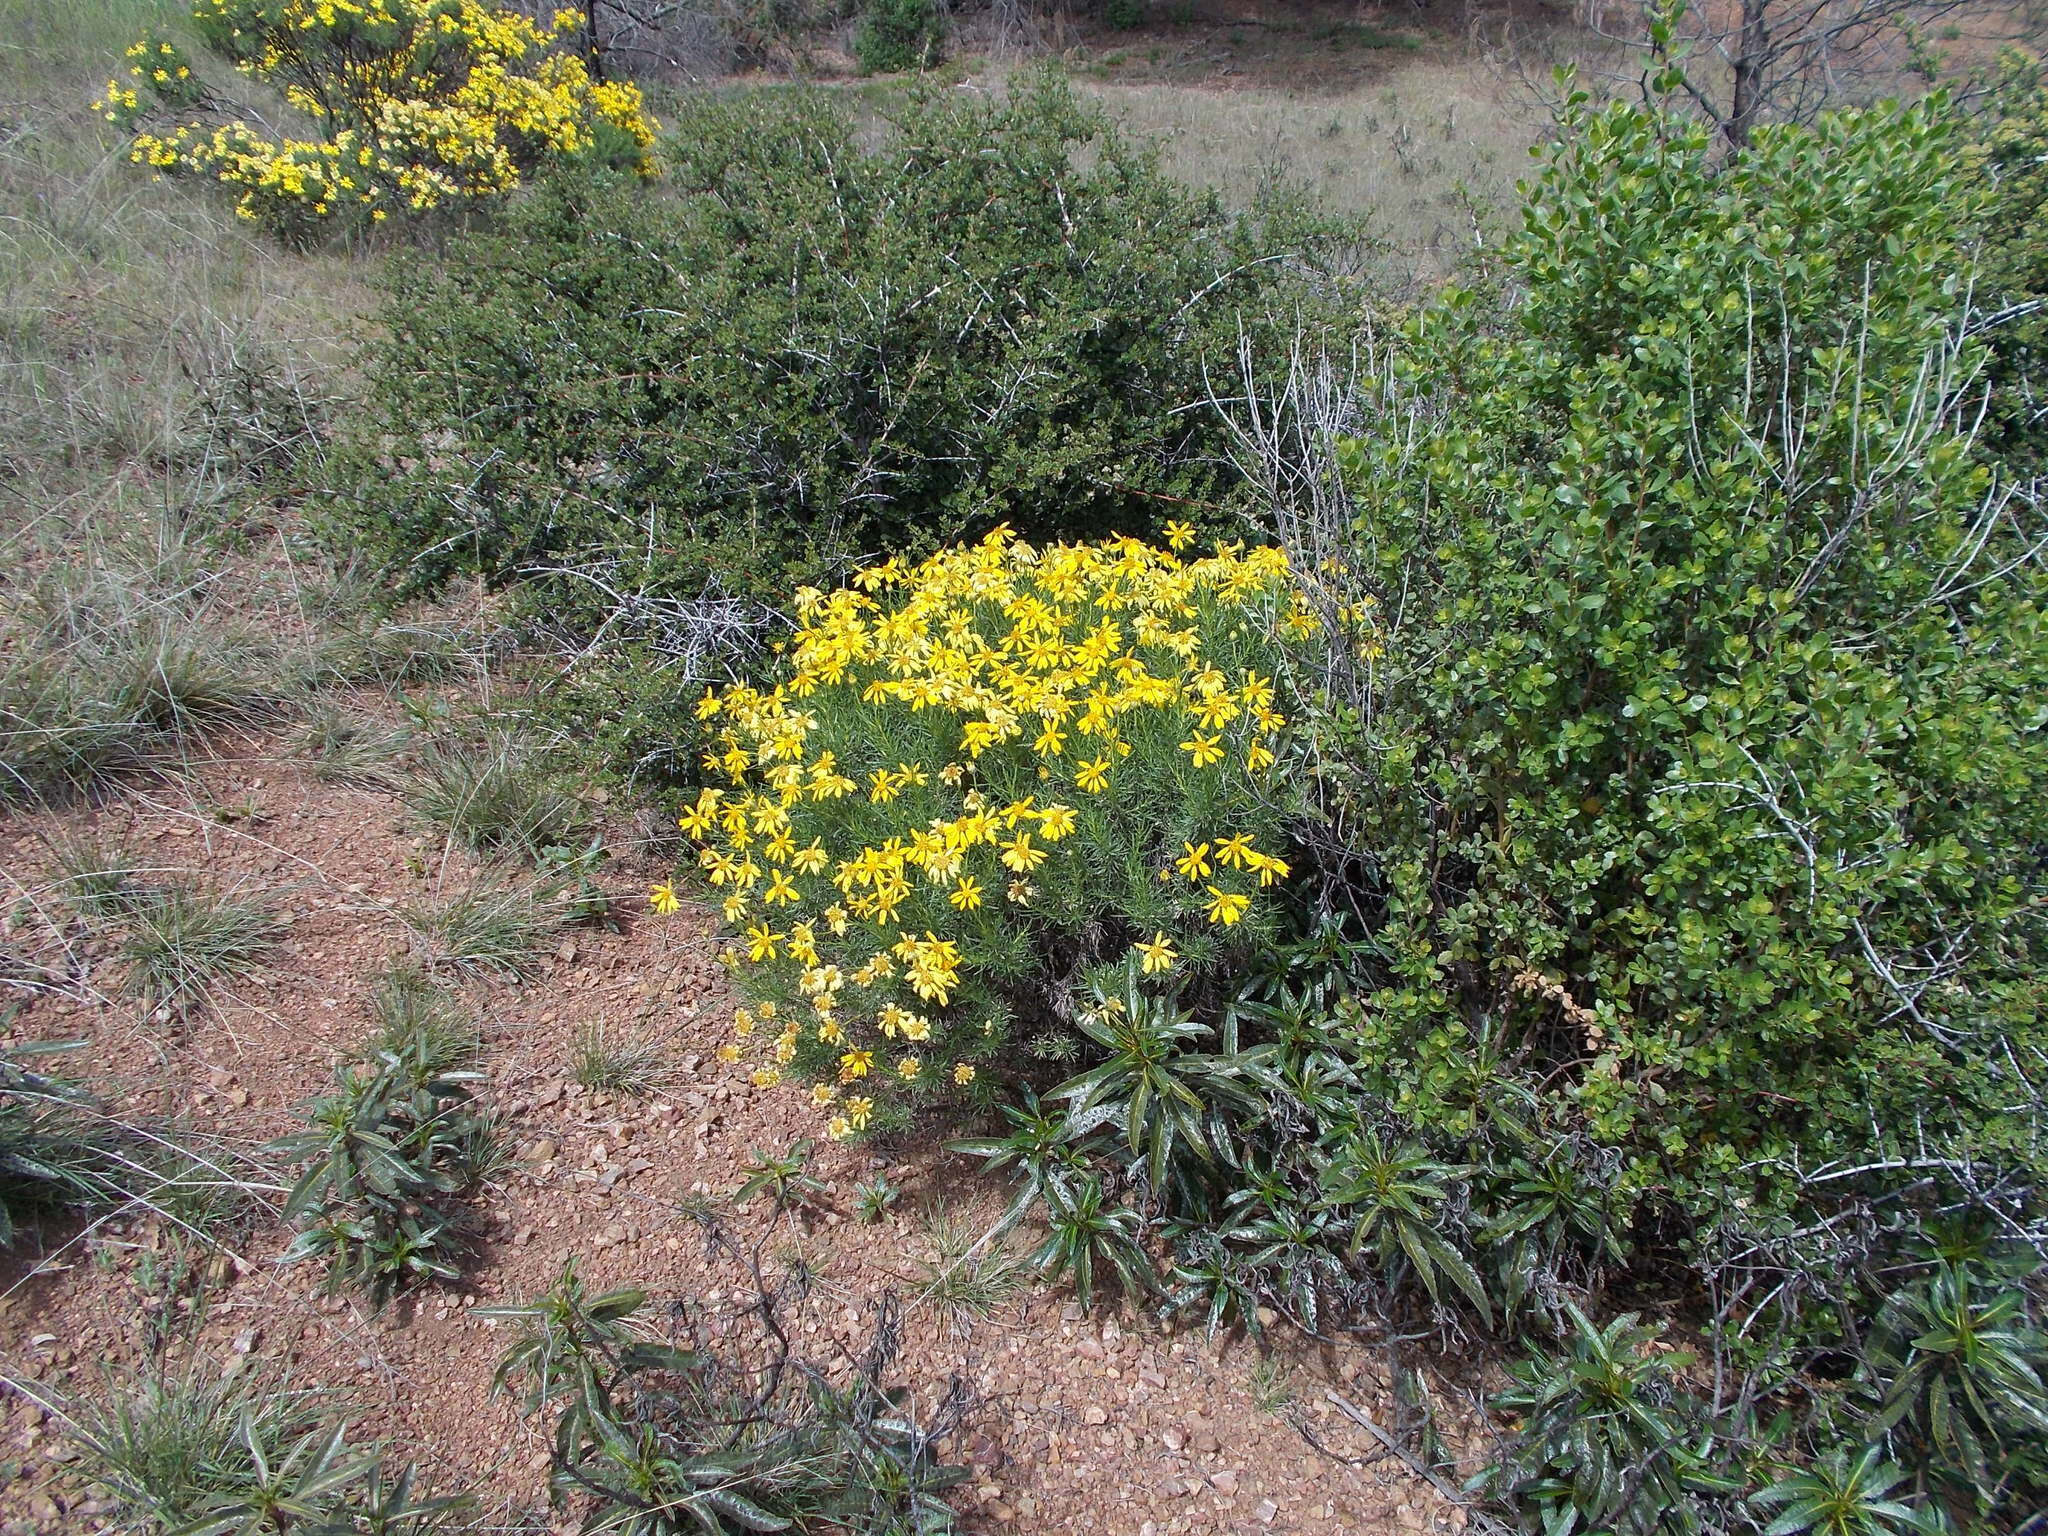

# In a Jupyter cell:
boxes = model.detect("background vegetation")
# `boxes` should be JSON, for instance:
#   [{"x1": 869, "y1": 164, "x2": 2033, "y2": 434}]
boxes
[{"x1": 7, "y1": 0, "x2": 2048, "y2": 1532}]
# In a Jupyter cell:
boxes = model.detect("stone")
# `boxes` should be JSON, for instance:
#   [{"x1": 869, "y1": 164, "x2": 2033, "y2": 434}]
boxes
[{"x1": 1209, "y1": 1470, "x2": 1238, "y2": 1494}]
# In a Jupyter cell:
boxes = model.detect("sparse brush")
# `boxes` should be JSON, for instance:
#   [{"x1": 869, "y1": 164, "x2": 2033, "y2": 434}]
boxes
[
  {"x1": 916, "y1": 1202, "x2": 1026, "y2": 1334},
  {"x1": 398, "y1": 881, "x2": 556, "y2": 980},
  {"x1": 405, "y1": 730, "x2": 590, "y2": 858},
  {"x1": 368, "y1": 967, "x2": 479, "y2": 1075},
  {"x1": 0, "y1": 623, "x2": 279, "y2": 804},
  {"x1": 570, "y1": 1020, "x2": 672, "y2": 1095},
  {"x1": 119, "y1": 884, "x2": 280, "y2": 1012},
  {"x1": 488, "y1": 1266, "x2": 970, "y2": 1535},
  {"x1": 292, "y1": 701, "x2": 408, "y2": 787},
  {"x1": 110, "y1": 623, "x2": 280, "y2": 739}
]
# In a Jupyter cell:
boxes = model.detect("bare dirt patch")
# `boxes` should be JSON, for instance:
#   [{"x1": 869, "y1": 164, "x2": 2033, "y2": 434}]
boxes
[{"x1": 2, "y1": 727, "x2": 1458, "y2": 1535}]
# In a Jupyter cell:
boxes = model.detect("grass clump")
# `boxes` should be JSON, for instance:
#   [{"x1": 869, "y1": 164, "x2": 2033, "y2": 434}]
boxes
[
  {"x1": 405, "y1": 729, "x2": 590, "y2": 857},
  {"x1": 916, "y1": 1202, "x2": 1027, "y2": 1334},
  {"x1": 291, "y1": 701, "x2": 408, "y2": 787},
  {"x1": 68, "y1": 1363, "x2": 472, "y2": 1533},
  {"x1": 118, "y1": 883, "x2": 280, "y2": 1013},
  {"x1": 568, "y1": 1019, "x2": 671, "y2": 1095},
  {"x1": 397, "y1": 880, "x2": 558, "y2": 980}
]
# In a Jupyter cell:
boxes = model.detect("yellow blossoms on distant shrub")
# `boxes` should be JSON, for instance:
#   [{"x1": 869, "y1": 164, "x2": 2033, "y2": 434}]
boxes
[
  {"x1": 659, "y1": 526, "x2": 1339, "y2": 1141},
  {"x1": 96, "y1": 0, "x2": 656, "y2": 239}
]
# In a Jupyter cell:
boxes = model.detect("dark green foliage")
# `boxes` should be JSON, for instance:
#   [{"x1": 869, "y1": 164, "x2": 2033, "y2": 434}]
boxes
[
  {"x1": 1051, "y1": 960, "x2": 1247, "y2": 1195},
  {"x1": 1478, "y1": 1307, "x2": 1741, "y2": 1536},
  {"x1": 1309, "y1": 84, "x2": 2048, "y2": 1219},
  {"x1": 276, "y1": 1035, "x2": 500, "y2": 1304},
  {"x1": 852, "y1": 0, "x2": 944, "y2": 73},
  {"x1": 486, "y1": 1264, "x2": 970, "y2": 1533},
  {"x1": 1858, "y1": 1251, "x2": 2048, "y2": 1514},
  {"x1": 1026, "y1": 1174, "x2": 1153, "y2": 1311},
  {"x1": 333, "y1": 73, "x2": 1356, "y2": 780},
  {"x1": 1966, "y1": 56, "x2": 2048, "y2": 468}
]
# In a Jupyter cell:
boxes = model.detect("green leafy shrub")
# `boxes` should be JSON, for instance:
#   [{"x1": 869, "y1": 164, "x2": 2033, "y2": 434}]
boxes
[
  {"x1": 1480, "y1": 1307, "x2": 1739, "y2": 1536},
  {"x1": 1289, "y1": 83, "x2": 2048, "y2": 1221},
  {"x1": 852, "y1": 0, "x2": 945, "y2": 73},
  {"x1": 660, "y1": 529, "x2": 1315, "y2": 1139},
  {"x1": 332, "y1": 72, "x2": 1357, "y2": 780}
]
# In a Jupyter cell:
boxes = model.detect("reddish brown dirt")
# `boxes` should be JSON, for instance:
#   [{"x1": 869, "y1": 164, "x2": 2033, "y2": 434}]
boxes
[{"x1": 0, "y1": 729, "x2": 1462, "y2": 1535}]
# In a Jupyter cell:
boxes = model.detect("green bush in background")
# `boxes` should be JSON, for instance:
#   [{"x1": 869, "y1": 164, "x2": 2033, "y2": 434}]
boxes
[
  {"x1": 852, "y1": 0, "x2": 946, "y2": 73},
  {"x1": 332, "y1": 71, "x2": 1356, "y2": 782},
  {"x1": 1302, "y1": 83, "x2": 2048, "y2": 1224}
]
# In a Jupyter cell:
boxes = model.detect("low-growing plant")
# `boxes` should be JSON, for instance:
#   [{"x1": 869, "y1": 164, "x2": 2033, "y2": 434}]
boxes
[
  {"x1": 1, "y1": 1042, "x2": 144, "y2": 1244},
  {"x1": 275, "y1": 1038, "x2": 500, "y2": 1303},
  {"x1": 733, "y1": 1140, "x2": 829, "y2": 1214},
  {"x1": 487, "y1": 1264, "x2": 971, "y2": 1534},
  {"x1": 1479, "y1": 1306, "x2": 1740, "y2": 1536},
  {"x1": 69, "y1": 1365, "x2": 471, "y2": 1535},
  {"x1": 853, "y1": 1174, "x2": 900, "y2": 1224},
  {"x1": 664, "y1": 528, "x2": 1317, "y2": 1140},
  {"x1": 1028, "y1": 1174, "x2": 1154, "y2": 1313},
  {"x1": 367, "y1": 968, "x2": 479, "y2": 1076},
  {"x1": 97, "y1": 0, "x2": 656, "y2": 241}
]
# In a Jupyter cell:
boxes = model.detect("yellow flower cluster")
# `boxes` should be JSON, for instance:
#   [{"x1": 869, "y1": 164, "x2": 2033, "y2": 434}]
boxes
[
  {"x1": 100, "y1": 1, "x2": 656, "y2": 234},
  {"x1": 660, "y1": 527, "x2": 1324, "y2": 1139}
]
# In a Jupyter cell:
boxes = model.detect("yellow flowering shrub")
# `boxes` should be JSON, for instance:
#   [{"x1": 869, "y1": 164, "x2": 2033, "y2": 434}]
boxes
[
  {"x1": 95, "y1": 1, "x2": 655, "y2": 241},
  {"x1": 656, "y1": 526, "x2": 1324, "y2": 1140}
]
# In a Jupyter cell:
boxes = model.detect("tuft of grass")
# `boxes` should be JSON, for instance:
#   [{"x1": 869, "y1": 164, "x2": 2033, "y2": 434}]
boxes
[
  {"x1": 368, "y1": 967, "x2": 479, "y2": 1075},
  {"x1": 1248, "y1": 1355, "x2": 1293, "y2": 1415},
  {"x1": 67, "y1": 1365, "x2": 328, "y2": 1533},
  {"x1": 118, "y1": 884, "x2": 281, "y2": 1012},
  {"x1": 398, "y1": 881, "x2": 557, "y2": 980},
  {"x1": 915, "y1": 1201, "x2": 1026, "y2": 1335},
  {"x1": 291, "y1": 701, "x2": 408, "y2": 787},
  {"x1": 2, "y1": 1043, "x2": 264, "y2": 1249},
  {"x1": 43, "y1": 825, "x2": 152, "y2": 920},
  {"x1": 405, "y1": 729, "x2": 591, "y2": 858},
  {"x1": 569, "y1": 1020, "x2": 673, "y2": 1095},
  {"x1": 310, "y1": 617, "x2": 474, "y2": 688}
]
